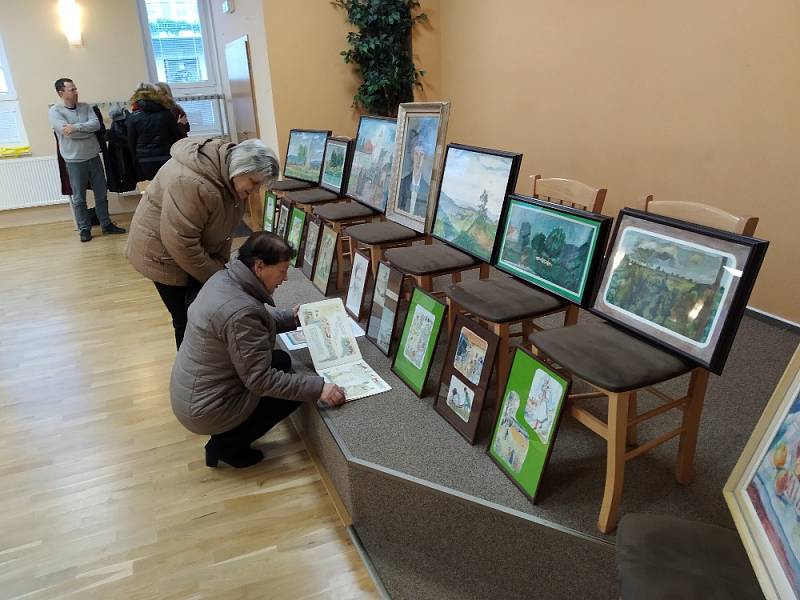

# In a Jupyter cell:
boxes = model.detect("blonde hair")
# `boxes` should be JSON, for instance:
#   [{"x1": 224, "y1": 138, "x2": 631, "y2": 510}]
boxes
[{"x1": 154, "y1": 82, "x2": 174, "y2": 99}]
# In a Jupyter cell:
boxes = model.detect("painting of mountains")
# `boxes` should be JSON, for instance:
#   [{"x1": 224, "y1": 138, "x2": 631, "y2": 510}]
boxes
[
  {"x1": 432, "y1": 146, "x2": 517, "y2": 262},
  {"x1": 497, "y1": 200, "x2": 602, "y2": 303},
  {"x1": 285, "y1": 130, "x2": 328, "y2": 182}
]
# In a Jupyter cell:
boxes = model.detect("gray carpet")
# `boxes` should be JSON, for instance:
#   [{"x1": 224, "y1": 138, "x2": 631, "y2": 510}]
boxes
[{"x1": 274, "y1": 263, "x2": 800, "y2": 542}]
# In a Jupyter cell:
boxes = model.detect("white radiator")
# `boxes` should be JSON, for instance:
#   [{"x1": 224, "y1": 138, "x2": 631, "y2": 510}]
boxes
[{"x1": 0, "y1": 156, "x2": 69, "y2": 210}]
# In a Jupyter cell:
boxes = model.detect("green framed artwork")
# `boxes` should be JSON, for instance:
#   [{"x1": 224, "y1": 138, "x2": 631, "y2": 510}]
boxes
[
  {"x1": 276, "y1": 201, "x2": 290, "y2": 239},
  {"x1": 262, "y1": 190, "x2": 277, "y2": 232},
  {"x1": 391, "y1": 287, "x2": 447, "y2": 397},
  {"x1": 286, "y1": 206, "x2": 306, "y2": 266},
  {"x1": 312, "y1": 224, "x2": 338, "y2": 295},
  {"x1": 495, "y1": 194, "x2": 612, "y2": 306},
  {"x1": 488, "y1": 347, "x2": 570, "y2": 503},
  {"x1": 302, "y1": 216, "x2": 322, "y2": 280}
]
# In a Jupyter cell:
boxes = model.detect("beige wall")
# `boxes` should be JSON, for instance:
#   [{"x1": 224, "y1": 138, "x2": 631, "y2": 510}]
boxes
[
  {"x1": 0, "y1": 0, "x2": 148, "y2": 157},
  {"x1": 437, "y1": 0, "x2": 800, "y2": 322}
]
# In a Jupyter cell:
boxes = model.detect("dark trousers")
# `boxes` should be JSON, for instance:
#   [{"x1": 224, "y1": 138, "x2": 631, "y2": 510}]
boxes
[
  {"x1": 153, "y1": 277, "x2": 202, "y2": 349},
  {"x1": 209, "y1": 350, "x2": 301, "y2": 455}
]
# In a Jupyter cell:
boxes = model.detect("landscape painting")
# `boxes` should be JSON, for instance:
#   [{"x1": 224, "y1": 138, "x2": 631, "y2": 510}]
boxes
[
  {"x1": 321, "y1": 138, "x2": 349, "y2": 194},
  {"x1": 284, "y1": 130, "x2": 328, "y2": 183},
  {"x1": 302, "y1": 217, "x2": 321, "y2": 280},
  {"x1": 496, "y1": 197, "x2": 608, "y2": 304},
  {"x1": 432, "y1": 145, "x2": 519, "y2": 262},
  {"x1": 346, "y1": 116, "x2": 397, "y2": 212},
  {"x1": 286, "y1": 207, "x2": 306, "y2": 267},
  {"x1": 312, "y1": 225, "x2": 338, "y2": 295}
]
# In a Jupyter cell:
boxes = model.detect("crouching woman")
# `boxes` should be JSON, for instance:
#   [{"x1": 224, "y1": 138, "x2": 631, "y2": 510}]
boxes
[{"x1": 170, "y1": 231, "x2": 346, "y2": 468}]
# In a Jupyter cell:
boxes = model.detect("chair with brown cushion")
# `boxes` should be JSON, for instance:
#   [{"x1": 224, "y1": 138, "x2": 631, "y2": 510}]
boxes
[
  {"x1": 529, "y1": 197, "x2": 759, "y2": 533},
  {"x1": 346, "y1": 220, "x2": 426, "y2": 277},
  {"x1": 445, "y1": 175, "x2": 607, "y2": 401}
]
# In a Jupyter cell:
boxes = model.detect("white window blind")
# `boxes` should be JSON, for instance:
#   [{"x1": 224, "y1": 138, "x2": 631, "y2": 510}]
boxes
[{"x1": 0, "y1": 34, "x2": 29, "y2": 152}]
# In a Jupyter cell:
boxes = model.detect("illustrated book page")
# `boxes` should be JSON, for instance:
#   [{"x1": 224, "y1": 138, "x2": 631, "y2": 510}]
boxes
[{"x1": 279, "y1": 319, "x2": 365, "y2": 351}]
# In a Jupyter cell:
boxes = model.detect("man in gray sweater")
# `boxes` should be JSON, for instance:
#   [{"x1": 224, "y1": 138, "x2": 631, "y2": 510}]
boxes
[{"x1": 48, "y1": 78, "x2": 126, "y2": 242}]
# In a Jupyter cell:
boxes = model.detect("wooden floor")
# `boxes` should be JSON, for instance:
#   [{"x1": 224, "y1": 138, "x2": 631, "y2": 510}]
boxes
[{"x1": 0, "y1": 219, "x2": 378, "y2": 600}]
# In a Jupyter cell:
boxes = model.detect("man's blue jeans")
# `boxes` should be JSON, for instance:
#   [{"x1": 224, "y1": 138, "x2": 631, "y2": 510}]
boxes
[{"x1": 65, "y1": 155, "x2": 111, "y2": 232}]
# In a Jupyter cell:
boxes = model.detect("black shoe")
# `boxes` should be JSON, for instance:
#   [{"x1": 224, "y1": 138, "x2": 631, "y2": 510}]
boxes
[
  {"x1": 102, "y1": 223, "x2": 127, "y2": 234},
  {"x1": 205, "y1": 444, "x2": 263, "y2": 469},
  {"x1": 79, "y1": 229, "x2": 92, "y2": 242}
]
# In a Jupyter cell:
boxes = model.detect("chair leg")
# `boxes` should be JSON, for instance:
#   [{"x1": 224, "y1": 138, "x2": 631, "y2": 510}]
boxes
[
  {"x1": 676, "y1": 368, "x2": 710, "y2": 484},
  {"x1": 627, "y1": 392, "x2": 638, "y2": 446},
  {"x1": 451, "y1": 271, "x2": 462, "y2": 284},
  {"x1": 598, "y1": 391, "x2": 630, "y2": 534},
  {"x1": 369, "y1": 245, "x2": 383, "y2": 277},
  {"x1": 447, "y1": 299, "x2": 461, "y2": 334},
  {"x1": 564, "y1": 304, "x2": 580, "y2": 326},
  {"x1": 479, "y1": 263, "x2": 490, "y2": 279},
  {"x1": 335, "y1": 234, "x2": 347, "y2": 290},
  {"x1": 418, "y1": 275, "x2": 433, "y2": 293},
  {"x1": 492, "y1": 323, "x2": 511, "y2": 405}
]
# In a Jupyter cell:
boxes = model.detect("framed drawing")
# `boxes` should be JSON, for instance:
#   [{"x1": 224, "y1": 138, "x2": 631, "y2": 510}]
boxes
[
  {"x1": 262, "y1": 190, "x2": 277, "y2": 232},
  {"x1": 725, "y1": 345, "x2": 800, "y2": 600},
  {"x1": 487, "y1": 347, "x2": 571, "y2": 503},
  {"x1": 345, "y1": 249, "x2": 371, "y2": 321},
  {"x1": 392, "y1": 287, "x2": 447, "y2": 397},
  {"x1": 276, "y1": 201, "x2": 290, "y2": 239},
  {"x1": 433, "y1": 315, "x2": 500, "y2": 444},
  {"x1": 312, "y1": 224, "x2": 338, "y2": 295},
  {"x1": 591, "y1": 208, "x2": 769, "y2": 374},
  {"x1": 431, "y1": 143, "x2": 522, "y2": 263},
  {"x1": 286, "y1": 206, "x2": 306, "y2": 266},
  {"x1": 495, "y1": 194, "x2": 612, "y2": 306},
  {"x1": 385, "y1": 102, "x2": 450, "y2": 233},
  {"x1": 302, "y1": 215, "x2": 322, "y2": 280},
  {"x1": 345, "y1": 115, "x2": 398, "y2": 213},
  {"x1": 283, "y1": 129, "x2": 330, "y2": 184},
  {"x1": 366, "y1": 261, "x2": 404, "y2": 356},
  {"x1": 320, "y1": 136, "x2": 353, "y2": 196}
]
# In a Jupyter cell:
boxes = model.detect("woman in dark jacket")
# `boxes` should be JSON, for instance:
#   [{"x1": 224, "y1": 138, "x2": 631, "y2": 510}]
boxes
[
  {"x1": 154, "y1": 81, "x2": 190, "y2": 138},
  {"x1": 127, "y1": 83, "x2": 182, "y2": 181}
]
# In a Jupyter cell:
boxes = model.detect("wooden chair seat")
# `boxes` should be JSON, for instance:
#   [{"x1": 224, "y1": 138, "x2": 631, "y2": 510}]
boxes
[
  {"x1": 270, "y1": 179, "x2": 313, "y2": 192},
  {"x1": 346, "y1": 221, "x2": 420, "y2": 245},
  {"x1": 446, "y1": 277, "x2": 566, "y2": 324},
  {"x1": 385, "y1": 244, "x2": 478, "y2": 275},
  {"x1": 314, "y1": 201, "x2": 376, "y2": 220},
  {"x1": 285, "y1": 187, "x2": 339, "y2": 204},
  {"x1": 616, "y1": 514, "x2": 763, "y2": 600},
  {"x1": 531, "y1": 322, "x2": 693, "y2": 392}
]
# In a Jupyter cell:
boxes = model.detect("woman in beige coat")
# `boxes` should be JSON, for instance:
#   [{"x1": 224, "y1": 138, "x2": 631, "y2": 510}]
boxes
[
  {"x1": 125, "y1": 137, "x2": 277, "y2": 348},
  {"x1": 171, "y1": 232, "x2": 346, "y2": 468}
]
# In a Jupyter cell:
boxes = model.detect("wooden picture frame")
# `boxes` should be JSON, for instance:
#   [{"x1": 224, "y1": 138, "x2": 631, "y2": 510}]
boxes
[
  {"x1": 285, "y1": 206, "x2": 307, "y2": 267},
  {"x1": 725, "y1": 345, "x2": 800, "y2": 600},
  {"x1": 312, "y1": 224, "x2": 338, "y2": 296},
  {"x1": 276, "y1": 201, "x2": 290, "y2": 239},
  {"x1": 283, "y1": 128, "x2": 331, "y2": 184},
  {"x1": 487, "y1": 347, "x2": 571, "y2": 503},
  {"x1": 345, "y1": 115, "x2": 398, "y2": 213},
  {"x1": 365, "y1": 260, "x2": 404, "y2": 356},
  {"x1": 430, "y1": 143, "x2": 523, "y2": 263},
  {"x1": 494, "y1": 194, "x2": 613, "y2": 306},
  {"x1": 391, "y1": 287, "x2": 448, "y2": 397},
  {"x1": 319, "y1": 136, "x2": 354, "y2": 196},
  {"x1": 344, "y1": 249, "x2": 371, "y2": 321},
  {"x1": 433, "y1": 315, "x2": 500, "y2": 444},
  {"x1": 591, "y1": 208, "x2": 769, "y2": 374},
  {"x1": 385, "y1": 101, "x2": 450, "y2": 234},
  {"x1": 302, "y1": 215, "x2": 322, "y2": 280},
  {"x1": 262, "y1": 190, "x2": 277, "y2": 232}
]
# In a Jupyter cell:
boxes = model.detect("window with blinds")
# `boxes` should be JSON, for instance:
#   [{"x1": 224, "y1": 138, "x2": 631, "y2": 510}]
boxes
[{"x1": 0, "y1": 34, "x2": 29, "y2": 153}]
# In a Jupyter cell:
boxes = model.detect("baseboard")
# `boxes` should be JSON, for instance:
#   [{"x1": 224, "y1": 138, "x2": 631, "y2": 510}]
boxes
[
  {"x1": 0, "y1": 193, "x2": 140, "y2": 230},
  {"x1": 746, "y1": 306, "x2": 800, "y2": 331},
  {"x1": 346, "y1": 526, "x2": 391, "y2": 600}
]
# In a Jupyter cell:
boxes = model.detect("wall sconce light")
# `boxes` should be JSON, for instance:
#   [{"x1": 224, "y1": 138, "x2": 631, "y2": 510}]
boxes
[{"x1": 58, "y1": 0, "x2": 83, "y2": 47}]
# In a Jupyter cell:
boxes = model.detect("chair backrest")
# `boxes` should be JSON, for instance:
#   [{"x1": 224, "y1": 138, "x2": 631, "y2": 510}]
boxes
[
  {"x1": 644, "y1": 196, "x2": 759, "y2": 236},
  {"x1": 530, "y1": 174, "x2": 607, "y2": 213}
]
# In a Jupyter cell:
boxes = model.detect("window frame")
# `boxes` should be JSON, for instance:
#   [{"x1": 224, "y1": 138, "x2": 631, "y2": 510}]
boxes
[{"x1": 0, "y1": 33, "x2": 29, "y2": 151}]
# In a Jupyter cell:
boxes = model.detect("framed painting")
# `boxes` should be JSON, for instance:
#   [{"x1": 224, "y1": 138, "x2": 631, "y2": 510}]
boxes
[
  {"x1": 283, "y1": 129, "x2": 330, "y2": 184},
  {"x1": 591, "y1": 208, "x2": 769, "y2": 374},
  {"x1": 392, "y1": 287, "x2": 447, "y2": 397},
  {"x1": 262, "y1": 190, "x2": 277, "y2": 232},
  {"x1": 286, "y1": 206, "x2": 306, "y2": 267},
  {"x1": 345, "y1": 249, "x2": 371, "y2": 321},
  {"x1": 431, "y1": 143, "x2": 522, "y2": 263},
  {"x1": 276, "y1": 201, "x2": 290, "y2": 239},
  {"x1": 320, "y1": 136, "x2": 353, "y2": 196},
  {"x1": 345, "y1": 115, "x2": 398, "y2": 213},
  {"x1": 302, "y1": 215, "x2": 322, "y2": 280},
  {"x1": 487, "y1": 347, "x2": 571, "y2": 503},
  {"x1": 385, "y1": 102, "x2": 450, "y2": 233},
  {"x1": 725, "y1": 345, "x2": 800, "y2": 600},
  {"x1": 366, "y1": 261, "x2": 404, "y2": 356},
  {"x1": 433, "y1": 315, "x2": 500, "y2": 444},
  {"x1": 495, "y1": 194, "x2": 612, "y2": 306},
  {"x1": 312, "y1": 224, "x2": 338, "y2": 296}
]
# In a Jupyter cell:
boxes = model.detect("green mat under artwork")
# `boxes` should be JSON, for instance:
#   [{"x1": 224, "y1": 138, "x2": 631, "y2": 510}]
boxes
[
  {"x1": 286, "y1": 207, "x2": 306, "y2": 266},
  {"x1": 262, "y1": 191, "x2": 276, "y2": 232}
]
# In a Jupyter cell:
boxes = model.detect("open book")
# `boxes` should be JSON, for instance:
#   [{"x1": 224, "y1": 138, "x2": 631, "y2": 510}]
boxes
[{"x1": 298, "y1": 298, "x2": 391, "y2": 401}]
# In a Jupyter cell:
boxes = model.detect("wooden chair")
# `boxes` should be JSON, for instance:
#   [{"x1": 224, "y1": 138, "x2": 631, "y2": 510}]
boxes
[
  {"x1": 313, "y1": 201, "x2": 379, "y2": 290},
  {"x1": 346, "y1": 220, "x2": 427, "y2": 277},
  {"x1": 445, "y1": 175, "x2": 607, "y2": 402},
  {"x1": 529, "y1": 198, "x2": 758, "y2": 533}
]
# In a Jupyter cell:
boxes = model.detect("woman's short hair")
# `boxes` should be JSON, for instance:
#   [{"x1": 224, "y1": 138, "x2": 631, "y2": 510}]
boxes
[
  {"x1": 237, "y1": 231, "x2": 296, "y2": 267},
  {"x1": 154, "y1": 82, "x2": 173, "y2": 98},
  {"x1": 228, "y1": 139, "x2": 279, "y2": 183}
]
